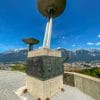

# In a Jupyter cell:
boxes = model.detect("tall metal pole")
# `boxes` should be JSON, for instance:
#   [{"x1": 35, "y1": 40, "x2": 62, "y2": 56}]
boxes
[{"x1": 43, "y1": 9, "x2": 53, "y2": 49}]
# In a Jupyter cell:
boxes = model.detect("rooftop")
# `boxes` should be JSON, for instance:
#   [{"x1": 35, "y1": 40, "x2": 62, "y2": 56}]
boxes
[{"x1": 0, "y1": 71, "x2": 94, "y2": 100}]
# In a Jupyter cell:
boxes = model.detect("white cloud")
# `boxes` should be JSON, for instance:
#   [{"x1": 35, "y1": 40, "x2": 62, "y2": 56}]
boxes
[
  {"x1": 95, "y1": 42, "x2": 100, "y2": 46},
  {"x1": 87, "y1": 42, "x2": 94, "y2": 45},
  {"x1": 87, "y1": 42, "x2": 100, "y2": 46},
  {"x1": 62, "y1": 36, "x2": 65, "y2": 39},
  {"x1": 97, "y1": 34, "x2": 100, "y2": 38},
  {"x1": 72, "y1": 44, "x2": 76, "y2": 47}
]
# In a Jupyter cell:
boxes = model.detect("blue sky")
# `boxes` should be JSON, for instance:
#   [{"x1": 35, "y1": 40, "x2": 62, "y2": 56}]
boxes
[{"x1": 0, "y1": 0, "x2": 100, "y2": 52}]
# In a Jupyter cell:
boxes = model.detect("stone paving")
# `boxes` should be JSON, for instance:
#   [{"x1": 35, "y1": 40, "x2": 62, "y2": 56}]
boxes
[
  {"x1": 0, "y1": 70, "x2": 94, "y2": 100},
  {"x1": 0, "y1": 71, "x2": 26, "y2": 100}
]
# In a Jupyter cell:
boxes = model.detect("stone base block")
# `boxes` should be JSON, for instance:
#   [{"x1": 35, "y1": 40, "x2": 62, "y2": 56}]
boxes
[
  {"x1": 28, "y1": 48, "x2": 61, "y2": 57},
  {"x1": 26, "y1": 75, "x2": 63, "y2": 100}
]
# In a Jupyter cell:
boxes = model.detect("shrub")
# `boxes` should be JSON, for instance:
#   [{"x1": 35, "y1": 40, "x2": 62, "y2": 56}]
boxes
[
  {"x1": 11, "y1": 64, "x2": 26, "y2": 72},
  {"x1": 79, "y1": 67, "x2": 100, "y2": 78}
]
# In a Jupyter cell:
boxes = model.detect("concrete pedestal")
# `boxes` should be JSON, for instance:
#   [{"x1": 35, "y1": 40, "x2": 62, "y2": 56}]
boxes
[
  {"x1": 26, "y1": 48, "x2": 64, "y2": 100},
  {"x1": 26, "y1": 75, "x2": 63, "y2": 100}
]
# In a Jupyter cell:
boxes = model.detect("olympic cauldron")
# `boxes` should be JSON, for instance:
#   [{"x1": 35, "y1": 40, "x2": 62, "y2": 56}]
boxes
[{"x1": 25, "y1": 0, "x2": 66, "y2": 100}]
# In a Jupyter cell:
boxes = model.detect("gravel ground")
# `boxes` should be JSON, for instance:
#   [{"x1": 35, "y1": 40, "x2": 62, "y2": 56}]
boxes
[{"x1": 0, "y1": 70, "x2": 94, "y2": 100}]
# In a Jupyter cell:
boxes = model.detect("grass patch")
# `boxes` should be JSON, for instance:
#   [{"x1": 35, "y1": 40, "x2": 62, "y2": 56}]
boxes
[
  {"x1": 79, "y1": 67, "x2": 100, "y2": 78},
  {"x1": 11, "y1": 64, "x2": 26, "y2": 73}
]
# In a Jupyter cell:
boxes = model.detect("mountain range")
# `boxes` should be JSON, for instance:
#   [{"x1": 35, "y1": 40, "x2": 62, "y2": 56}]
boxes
[
  {"x1": 0, "y1": 48, "x2": 100, "y2": 63},
  {"x1": 0, "y1": 49, "x2": 27, "y2": 63},
  {"x1": 58, "y1": 48, "x2": 100, "y2": 63}
]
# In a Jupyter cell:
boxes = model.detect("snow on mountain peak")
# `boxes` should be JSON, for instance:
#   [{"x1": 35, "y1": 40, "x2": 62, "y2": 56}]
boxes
[{"x1": 3, "y1": 48, "x2": 27, "y2": 54}]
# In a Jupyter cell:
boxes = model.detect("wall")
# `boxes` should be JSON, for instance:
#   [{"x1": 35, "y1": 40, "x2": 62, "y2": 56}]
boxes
[
  {"x1": 64, "y1": 72, "x2": 100, "y2": 100},
  {"x1": 63, "y1": 72, "x2": 75, "y2": 86}
]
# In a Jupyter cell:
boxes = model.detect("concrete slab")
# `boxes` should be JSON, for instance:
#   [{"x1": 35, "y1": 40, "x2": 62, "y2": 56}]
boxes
[{"x1": 0, "y1": 71, "x2": 94, "y2": 100}]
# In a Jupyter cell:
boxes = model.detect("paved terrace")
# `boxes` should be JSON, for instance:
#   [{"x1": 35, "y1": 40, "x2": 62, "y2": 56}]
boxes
[{"x1": 0, "y1": 71, "x2": 94, "y2": 100}]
